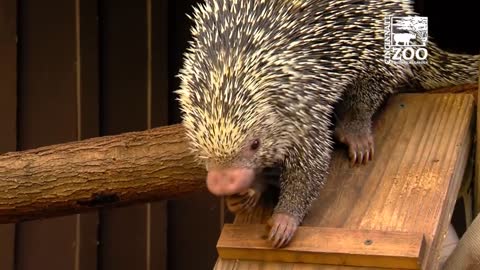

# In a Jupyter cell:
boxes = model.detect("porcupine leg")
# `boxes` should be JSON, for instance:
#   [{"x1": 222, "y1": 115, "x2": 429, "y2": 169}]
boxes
[
  {"x1": 334, "y1": 77, "x2": 392, "y2": 165},
  {"x1": 268, "y1": 126, "x2": 332, "y2": 248}
]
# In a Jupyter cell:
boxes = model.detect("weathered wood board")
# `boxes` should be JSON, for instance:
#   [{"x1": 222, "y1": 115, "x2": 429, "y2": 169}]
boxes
[
  {"x1": 218, "y1": 224, "x2": 426, "y2": 269},
  {"x1": 214, "y1": 93, "x2": 474, "y2": 270}
]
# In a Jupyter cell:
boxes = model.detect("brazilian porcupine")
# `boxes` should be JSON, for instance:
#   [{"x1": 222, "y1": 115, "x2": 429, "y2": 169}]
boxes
[{"x1": 176, "y1": 0, "x2": 479, "y2": 247}]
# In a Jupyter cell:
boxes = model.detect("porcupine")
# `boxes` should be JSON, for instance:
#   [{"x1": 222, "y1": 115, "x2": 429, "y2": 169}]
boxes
[{"x1": 176, "y1": 0, "x2": 480, "y2": 248}]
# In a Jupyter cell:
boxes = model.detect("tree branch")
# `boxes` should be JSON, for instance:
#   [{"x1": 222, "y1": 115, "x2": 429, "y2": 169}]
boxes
[{"x1": 0, "y1": 124, "x2": 206, "y2": 224}]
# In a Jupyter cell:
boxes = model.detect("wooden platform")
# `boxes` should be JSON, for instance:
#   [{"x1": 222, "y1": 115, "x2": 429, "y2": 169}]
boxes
[{"x1": 214, "y1": 93, "x2": 475, "y2": 270}]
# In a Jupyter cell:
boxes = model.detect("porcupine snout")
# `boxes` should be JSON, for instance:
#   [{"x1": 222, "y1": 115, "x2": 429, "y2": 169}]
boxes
[{"x1": 206, "y1": 168, "x2": 255, "y2": 196}]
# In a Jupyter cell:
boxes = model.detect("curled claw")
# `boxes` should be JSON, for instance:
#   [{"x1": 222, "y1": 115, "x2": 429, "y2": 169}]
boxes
[
  {"x1": 348, "y1": 141, "x2": 373, "y2": 165},
  {"x1": 225, "y1": 188, "x2": 261, "y2": 213},
  {"x1": 349, "y1": 147, "x2": 357, "y2": 164},
  {"x1": 244, "y1": 192, "x2": 260, "y2": 211},
  {"x1": 335, "y1": 125, "x2": 374, "y2": 165},
  {"x1": 267, "y1": 213, "x2": 299, "y2": 248},
  {"x1": 225, "y1": 194, "x2": 246, "y2": 213}
]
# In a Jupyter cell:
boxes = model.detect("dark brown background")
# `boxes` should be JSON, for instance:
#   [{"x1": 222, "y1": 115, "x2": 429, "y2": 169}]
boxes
[{"x1": 0, "y1": 0, "x2": 478, "y2": 269}]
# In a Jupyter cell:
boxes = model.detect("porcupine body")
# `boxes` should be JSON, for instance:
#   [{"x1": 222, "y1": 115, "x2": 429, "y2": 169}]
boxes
[{"x1": 176, "y1": 0, "x2": 479, "y2": 241}]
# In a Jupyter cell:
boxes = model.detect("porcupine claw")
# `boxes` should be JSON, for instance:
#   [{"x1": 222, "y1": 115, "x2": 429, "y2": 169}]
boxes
[
  {"x1": 334, "y1": 126, "x2": 374, "y2": 165},
  {"x1": 225, "y1": 188, "x2": 262, "y2": 213},
  {"x1": 267, "y1": 213, "x2": 299, "y2": 248}
]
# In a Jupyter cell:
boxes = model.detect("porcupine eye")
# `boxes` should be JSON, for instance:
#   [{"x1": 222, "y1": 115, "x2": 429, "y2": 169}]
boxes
[{"x1": 250, "y1": 139, "x2": 260, "y2": 151}]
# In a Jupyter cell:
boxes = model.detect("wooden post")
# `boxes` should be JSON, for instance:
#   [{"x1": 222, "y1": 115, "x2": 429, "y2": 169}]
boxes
[
  {"x1": 0, "y1": 124, "x2": 206, "y2": 223},
  {"x1": 476, "y1": 64, "x2": 480, "y2": 215},
  {"x1": 0, "y1": 0, "x2": 17, "y2": 267}
]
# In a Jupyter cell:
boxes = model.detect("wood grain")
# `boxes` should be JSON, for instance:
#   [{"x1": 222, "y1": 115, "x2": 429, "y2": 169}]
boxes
[
  {"x1": 0, "y1": 124, "x2": 205, "y2": 223},
  {"x1": 427, "y1": 84, "x2": 477, "y2": 107},
  {"x1": 76, "y1": 1, "x2": 101, "y2": 269},
  {"x1": 98, "y1": 1, "x2": 153, "y2": 269},
  {"x1": 15, "y1": 2, "x2": 93, "y2": 270},
  {"x1": 475, "y1": 67, "x2": 480, "y2": 215},
  {"x1": 215, "y1": 93, "x2": 474, "y2": 270},
  {"x1": 218, "y1": 224, "x2": 426, "y2": 269},
  {"x1": 429, "y1": 84, "x2": 477, "y2": 105},
  {"x1": 0, "y1": 0, "x2": 17, "y2": 268}
]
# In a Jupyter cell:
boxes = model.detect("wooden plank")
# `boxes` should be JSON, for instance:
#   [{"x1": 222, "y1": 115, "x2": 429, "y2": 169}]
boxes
[
  {"x1": 168, "y1": 192, "x2": 223, "y2": 270},
  {"x1": 95, "y1": 0, "x2": 170, "y2": 268},
  {"x1": 17, "y1": 1, "x2": 78, "y2": 269},
  {"x1": 150, "y1": 0, "x2": 169, "y2": 269},
  {"x1": 77, "y1": 0, "x2": 100, "y2": 269},
  {"x1": 98, "y1": 0, "x2": 147, "y2": 134},
  {"x1": 218, "y1": 224, "x2": 426, "y2": 269},
  {"x1": 0, "y1": 0, "x2": 17, "y2": 268},
  {"x1": 167, "y1": 1, "x2": 224, "y2": 269},
  {"x1": 215, "y1": 93, "x2": 474, "y2": 270},
  {"x1": 0, "y1": 226, "x2": 15, "y2": 270},
  {"x1": 475, "y1": 65, "x2": 480, "y2": 216},
  {"x1": 16, "y1": 0, "x2": 99, "y2": 269},
  {"x1": 151, "y1": 0, "x2": 169, "y2": 126},
  {"x1": 78, "y1": 0, "x2": 100, "y2": 140},
  {"x1": 0, "y1": 0, "x2": 17, "y2": 149}
]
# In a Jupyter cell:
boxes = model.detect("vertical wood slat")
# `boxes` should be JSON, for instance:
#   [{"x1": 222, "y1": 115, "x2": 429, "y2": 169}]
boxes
[
  {"x1": 77, "y1": 1, "x2": 101, "y2": 270},
  {"x1": 98, "y1": 1, "x2": 148, "y2": 269},
  {"x1": 166, "y1": 1, "x2": 223, "y2": 269},
  {"x1": 17, "y1": 1, "x2": 77, "y2": 268},
  {"x1": 16, "y1": 1, "x2": 99, "y2": 269},
  {"x1": 168, "y1": 0, "x2": 224, "y2": 268},
  {"x1": 168, "y1": 193, "x2": 223, "y2": 270},
  {"x1": 0, "y1": 0, "x2": 17, "y2": 269},
  {"x1": 98, "y1": 0, "x2": 168, "y2": 269},
  {"x1": 475, "y1": 63, "x2": 480, "y2": 216},
  {"x1": 150, "y1": 1, "x2": 169, "y2": 269}
]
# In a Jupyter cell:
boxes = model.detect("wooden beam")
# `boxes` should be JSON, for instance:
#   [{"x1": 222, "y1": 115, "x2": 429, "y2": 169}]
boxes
[
  {"x1": 476, "y1": 66, "x2": 480, "y2": 215},
  {"x1": 0, "y1": 124, "x2": 205, "y2": 223},
  {"x1": 0, "y1": 0, "x2": 17, "y2": 268},
  {"x1": 218, "y1": 224, "x2": 426, "y2": 269}
]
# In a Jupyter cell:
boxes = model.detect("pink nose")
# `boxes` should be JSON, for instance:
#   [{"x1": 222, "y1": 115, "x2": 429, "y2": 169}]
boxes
[{"x1": 206, "y1": 168, "x2": 255, "y2": 196}]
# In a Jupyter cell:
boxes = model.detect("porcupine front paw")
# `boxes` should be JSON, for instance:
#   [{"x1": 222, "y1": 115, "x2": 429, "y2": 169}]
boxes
[
  {"x1": 225, "y1": 188, "x2": 262, "y2": 213},
  {"x1": 267, "y1": 213, "x2": 299, "y2": 248},
  {"x1": 334, "y1": 121, "x2": 374, "y2": 165}
]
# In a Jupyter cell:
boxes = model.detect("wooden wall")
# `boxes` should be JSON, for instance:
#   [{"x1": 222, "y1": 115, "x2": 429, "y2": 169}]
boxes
[
  {"x1": 0, "y1": 0, "x2": 221, "y2": 269},
  {"x1": 0, "y1": 0, "x2": 17, "y2": 269},
  {"x1": 0, "y1": 0, "x2": 478, "y2": 270}
]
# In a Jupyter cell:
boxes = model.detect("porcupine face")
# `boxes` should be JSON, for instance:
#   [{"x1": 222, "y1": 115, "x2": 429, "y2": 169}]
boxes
[{"x1": 176, "y1": 75, "x2": 284, "y2": 195}]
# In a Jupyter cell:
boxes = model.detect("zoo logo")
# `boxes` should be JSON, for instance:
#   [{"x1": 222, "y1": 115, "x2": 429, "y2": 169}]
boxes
[{"x1": 384, "y1": 16, "x2": 428, "y2": 64}]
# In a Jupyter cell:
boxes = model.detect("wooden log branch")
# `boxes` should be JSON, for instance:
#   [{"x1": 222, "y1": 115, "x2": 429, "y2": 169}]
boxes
[{"x1": 0, "y1": 124, "x2": 206, "y2": 224}]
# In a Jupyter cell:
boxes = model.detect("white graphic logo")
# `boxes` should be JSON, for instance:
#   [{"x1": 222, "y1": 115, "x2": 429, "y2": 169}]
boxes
[{"x1": 384, "y1": 16, "x2": 428, "y2": 64}]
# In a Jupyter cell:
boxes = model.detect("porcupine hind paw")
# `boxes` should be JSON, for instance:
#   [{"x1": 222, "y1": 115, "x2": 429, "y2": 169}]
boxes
[
  {"x1": 225, "y1": 188, "x2": 262, "y2": 213},
  {"x1": 334, "y1": 120, "x2": 374, "y2": 165}
]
